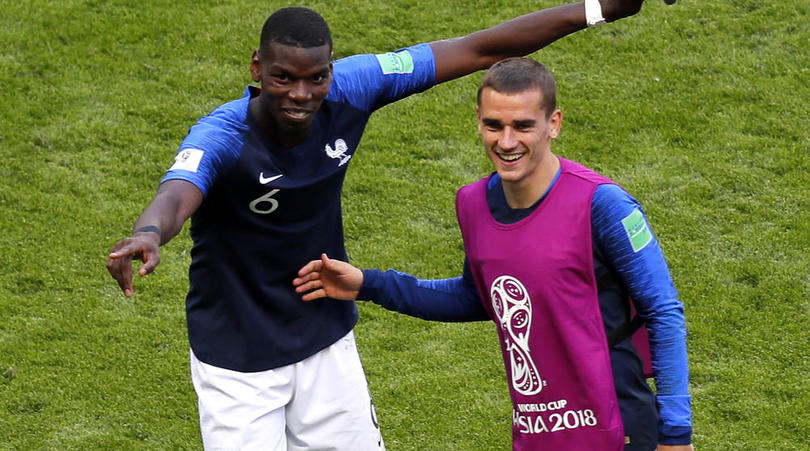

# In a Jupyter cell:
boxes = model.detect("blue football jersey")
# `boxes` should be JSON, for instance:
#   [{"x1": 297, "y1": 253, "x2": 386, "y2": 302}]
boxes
[{"x1": 161, "y1": 44, "x2": 436, "y2": 371}]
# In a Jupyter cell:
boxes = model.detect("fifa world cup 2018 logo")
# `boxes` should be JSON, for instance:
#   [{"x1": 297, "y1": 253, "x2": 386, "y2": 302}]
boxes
[{"x1": 491, "y1": 275, "x2": 542, "y2": 396}]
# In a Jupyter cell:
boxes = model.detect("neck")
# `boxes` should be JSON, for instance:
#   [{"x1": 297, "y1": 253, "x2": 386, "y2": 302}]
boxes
[{"x1": 502, "y1": 154, "x2": 560, "y2": 209}]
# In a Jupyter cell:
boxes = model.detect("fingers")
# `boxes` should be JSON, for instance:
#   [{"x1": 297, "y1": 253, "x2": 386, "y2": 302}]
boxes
[
  {"x1": 293, "y1": 272, "x2": 326, "y2": 301},
  {"x1": 120, "y1": 261, "x2": 133, "y2": 297},
  {"x1": 294, "y1": 276, "x2": 323, "y2": 294},
  {"x1": 297, "y1": 258, "x2": 324, "y2": 277},
  {"x1": 107, "y1": 253, "x2": 134, "y2": 297},
  {"x1": 300, "y1": 288, "x2": 327, "y2": 302},
  {"x1": 293, "y1": 271, "x2": 321, "y2": 293},
  {"x1": 108, "y1": 236, "x2": 143, "y2": 259},
  {"x1": 107, "y1": 239, "x2": 135, "y2": 296},
  {"x1": 138, "y1": 247, "x2": 161, "y2": 276},
  {"x1": 106, "y1": 236, "x2": 161, "y2": 296}
]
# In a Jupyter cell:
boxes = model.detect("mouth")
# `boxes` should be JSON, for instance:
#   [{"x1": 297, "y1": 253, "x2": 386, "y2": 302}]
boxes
[
  {"x1": 496, "y1": 151, "x2": 525, "y2": 163},
  {"x1": 281, "y1": 107, "x2": 314, "y2": 123}
]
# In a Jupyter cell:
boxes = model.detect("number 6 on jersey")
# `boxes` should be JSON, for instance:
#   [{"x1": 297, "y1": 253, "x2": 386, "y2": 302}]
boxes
[{"x1": 250, "y1": 189, "x2": 280, "y2": 214}]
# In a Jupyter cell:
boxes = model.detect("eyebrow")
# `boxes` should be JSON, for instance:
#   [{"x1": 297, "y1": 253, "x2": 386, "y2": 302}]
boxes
[
  {"x1": 481, "y1": 118, "x2": 537, "y2": 128},
  {"x1": 512, "y1": 119, "x2": 537, "y2": 128},
  {"x1": 269, "y1": 66, "x2": 331, "y2": 78}
]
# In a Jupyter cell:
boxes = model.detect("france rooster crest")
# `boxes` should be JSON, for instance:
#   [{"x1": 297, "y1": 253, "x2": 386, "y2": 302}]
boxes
[{"x1": 325, "y1": 139, "x2": 351, "y2": 167}]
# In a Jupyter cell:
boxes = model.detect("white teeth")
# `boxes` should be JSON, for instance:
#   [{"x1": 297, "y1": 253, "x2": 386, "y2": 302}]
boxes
[
  {"x1": 286, "y1": 110, "x2": 309, "y2": 119},
  {"x1": 500, "y1": 153, "x2": 523, "y2": 161}
]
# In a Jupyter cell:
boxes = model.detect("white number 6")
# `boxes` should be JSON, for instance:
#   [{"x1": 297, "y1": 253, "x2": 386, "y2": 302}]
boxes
[{"x1": 249, "y1": 189, "x2": 280, "y2": 214}]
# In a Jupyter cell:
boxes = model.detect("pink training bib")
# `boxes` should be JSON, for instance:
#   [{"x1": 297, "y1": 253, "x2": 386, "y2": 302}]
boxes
[{"x1": 456, "y1": 158, "x2": 625, "y2": 451}]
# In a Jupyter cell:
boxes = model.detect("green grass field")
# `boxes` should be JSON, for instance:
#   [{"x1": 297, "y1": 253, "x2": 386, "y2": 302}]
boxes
[{"x1": 1, "y1": 0, "x2": 808, "y2": 449}]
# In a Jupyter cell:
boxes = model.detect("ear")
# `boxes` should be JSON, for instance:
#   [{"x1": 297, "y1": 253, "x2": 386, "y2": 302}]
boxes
[
  {"x1": 548, "y1": 109, "x2": 562, "y2": 139},
  {"x1": 250, "y1": 49, "x2": 262, "y2": 83},
  {"x1": 476, "y1": 106, "x2": 483, "y2": 135}
]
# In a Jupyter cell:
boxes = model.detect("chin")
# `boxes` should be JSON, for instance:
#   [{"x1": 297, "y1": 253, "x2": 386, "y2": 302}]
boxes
[
  {"x1": 280, "y1": 120, "x2": 315, "y2": 136},
  {"x1": 495, "y1": 165, "x2": 522, "y2": 180}
]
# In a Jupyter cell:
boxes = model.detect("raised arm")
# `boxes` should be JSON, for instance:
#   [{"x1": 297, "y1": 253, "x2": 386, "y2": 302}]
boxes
[
  {"x1": 430, "y1": 0, "x2": 644, "y2": 83},
  {"x1": 106, "y1": 180, "x2": 203, "y2": 297}
]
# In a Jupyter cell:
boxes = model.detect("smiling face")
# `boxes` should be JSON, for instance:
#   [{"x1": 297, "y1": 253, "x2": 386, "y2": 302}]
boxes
[
  {"x1": 250, "y1": 41, "x2": 333, "y2": 147},
  {"x1": 477, "y1": 86, "x2": 561, "y2": 206}
]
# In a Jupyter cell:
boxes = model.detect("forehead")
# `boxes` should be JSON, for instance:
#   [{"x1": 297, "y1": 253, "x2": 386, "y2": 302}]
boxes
[
  {"x1": 261, "y1": 42, "x2": 332, "y2": 73},
  {"x1": 479, "y1": 88, "x2": 545, "y2": 120}
]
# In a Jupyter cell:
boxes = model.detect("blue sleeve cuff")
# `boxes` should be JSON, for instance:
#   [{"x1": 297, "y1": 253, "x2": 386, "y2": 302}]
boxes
[
  {"x1": 358, "y1": 269, "x2": 382, "y2": 300},
  {"x1": 657, "y1": 394, "x2": 693, "y2": 444},
  {"x1": 658, "y1": 425, "x2": 692, "y2": 445}
]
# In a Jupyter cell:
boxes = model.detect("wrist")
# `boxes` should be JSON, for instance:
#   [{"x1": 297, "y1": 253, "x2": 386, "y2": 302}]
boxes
[
  {"x1": 584, "y1": 0, "x2": 606, "y2": 27},
  {"x1": 133, "y1": 225, "x2": 162, "y2": 241}
]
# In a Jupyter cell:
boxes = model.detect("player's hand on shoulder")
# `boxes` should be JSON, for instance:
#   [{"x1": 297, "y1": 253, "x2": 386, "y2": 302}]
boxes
[
  {"x1": 106, "y1": 232, "x2": 162, "y2": 297},
  {"x1": 601, "y1": 0, "x2": 645, "y2": 22},
  {"x1": 293, "y1": 253, "x2": 363, "y2": 302}
]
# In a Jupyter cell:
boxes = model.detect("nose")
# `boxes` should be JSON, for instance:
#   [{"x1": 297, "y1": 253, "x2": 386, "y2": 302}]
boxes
[
  {"x1": 288, "y1": 80, "x2": 313, "y2": 102},
  {"x1": 498, "y1": 127, "x2": 518, "y2": 150}
]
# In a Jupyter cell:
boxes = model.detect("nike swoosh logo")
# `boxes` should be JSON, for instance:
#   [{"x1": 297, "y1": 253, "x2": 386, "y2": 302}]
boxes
[{"x1": 259, "y1": 172, "x2": 283, "y2": 184}]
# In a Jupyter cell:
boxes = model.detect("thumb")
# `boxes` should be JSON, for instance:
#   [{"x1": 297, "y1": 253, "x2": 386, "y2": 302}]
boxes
[
  {"x1": 322, "y1": 253, "x2": 346, "y2": 274},
  {"x1": 321, "y1": 253, "x2": 336, "y2": 270}
]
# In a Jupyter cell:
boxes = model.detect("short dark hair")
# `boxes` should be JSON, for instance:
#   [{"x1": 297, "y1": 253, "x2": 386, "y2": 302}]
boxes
[
  {"x1": 477, "y1": 58, "x2": 556, "y2": 118},
  {"x1": 260, "y1": 7, "x2": 332, "y2": 52}
]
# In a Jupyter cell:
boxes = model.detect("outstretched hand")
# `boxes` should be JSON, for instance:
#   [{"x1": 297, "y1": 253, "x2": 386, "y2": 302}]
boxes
[
  {"x1": 294, "y1": 253, "x2": 363, "y2": 301},
  {"x1": 106, "y1": 232, "x2": 161, "y2": 297},
  {"x1": 601, "y1": 0, "x2": 645, "y2": 22}
]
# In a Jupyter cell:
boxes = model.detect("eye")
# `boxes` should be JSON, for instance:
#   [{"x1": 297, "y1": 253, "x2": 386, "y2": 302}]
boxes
[
  {"x1": 483, "y1": 123, "x2": 502, "y2": 132},
  {"x1": 271, "y1": 72, "x2": 289, "y2": 82},
  {"x1": 312, "y1": 72, "x2": 329, "y2": 84}
]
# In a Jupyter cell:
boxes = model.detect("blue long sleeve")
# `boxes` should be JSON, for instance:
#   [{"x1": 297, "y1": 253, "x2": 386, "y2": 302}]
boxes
[
  {"x1": 592, "y1": 184, "x2": 692, "y2": 444},
  {"x1": 358, "y1": 266, "x2": 488, "y2": 322}
]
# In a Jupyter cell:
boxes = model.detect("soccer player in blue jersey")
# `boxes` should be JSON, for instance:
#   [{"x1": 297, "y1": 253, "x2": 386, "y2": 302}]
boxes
[
  {"x1": 295, "y1": 59, "x2": 693, "y2": 450},
  {"x1": 107, "y1": 2, "x2": 649, "y2": 449}
]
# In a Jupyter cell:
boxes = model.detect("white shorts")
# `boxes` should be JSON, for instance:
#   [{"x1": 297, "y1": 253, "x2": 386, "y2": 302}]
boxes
[{"x1": 190, "y1": 331, "x2": 384, "y2": 451}]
